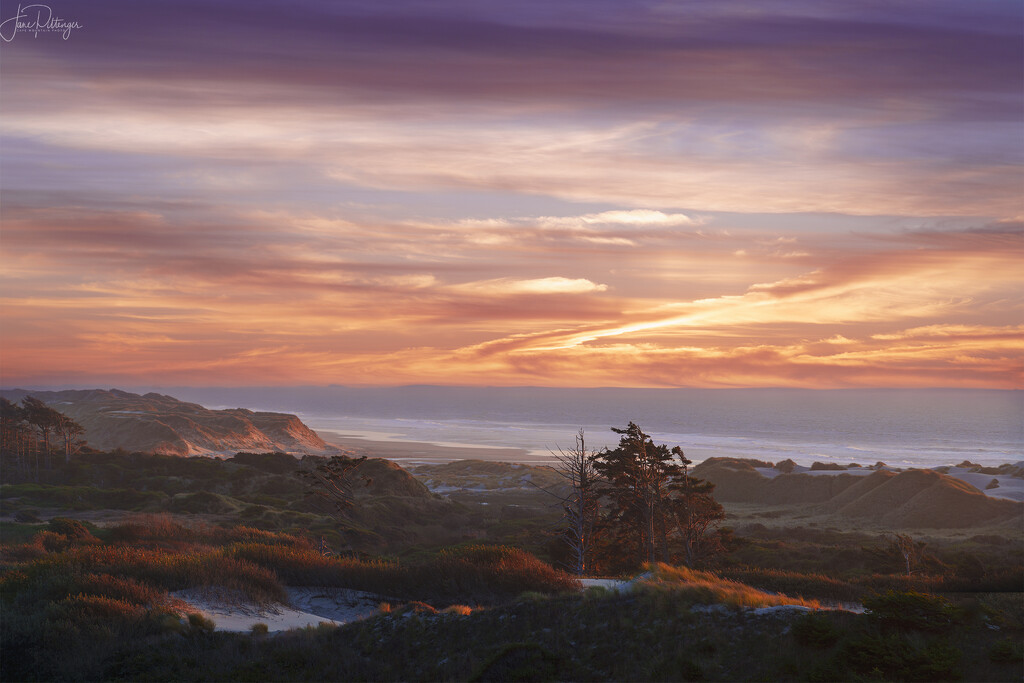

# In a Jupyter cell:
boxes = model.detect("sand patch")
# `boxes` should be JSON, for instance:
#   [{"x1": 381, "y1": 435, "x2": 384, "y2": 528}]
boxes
[{"x1": 172, "y1": 586, "x2": 383, "y2": 633}]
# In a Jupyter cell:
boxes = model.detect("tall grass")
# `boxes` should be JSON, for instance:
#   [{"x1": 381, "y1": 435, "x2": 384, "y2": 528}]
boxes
[
  {"x1": 226, "y1": 542, "x2": 580, "y2": 603},
  {"x1": 13, "y1": 545, "x2": 286, "y2": 603},
  {"x1": 718, "y1": 564, "x2": 1024, "y2": 604},
  {"x1": 108, "y1": 515, "x2": 301, "y2": 548},
  {"x1": 718, "y1": 567, "x2": 862, "y2": 603},
  {"x1": 639, "y1": 563, "x2": 822, "y2": 609}
]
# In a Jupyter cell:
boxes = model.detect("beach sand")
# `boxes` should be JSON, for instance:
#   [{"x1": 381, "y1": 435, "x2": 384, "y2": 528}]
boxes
[
  {"x1": 317, "y1": 430, "x2": 535, "y2": 464},
  {"x1": 172, "y1": 587, "x2": 383, "y2": 633}
]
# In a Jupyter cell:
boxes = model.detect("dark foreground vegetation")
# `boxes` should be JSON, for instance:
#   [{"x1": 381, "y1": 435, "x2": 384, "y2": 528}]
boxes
[
  {"x1": 1, "y1": 431, "x2": 1022, "y2": 681},
  {"x1": 1, "y1": 514, "x2": 1022, "y2": 681}
]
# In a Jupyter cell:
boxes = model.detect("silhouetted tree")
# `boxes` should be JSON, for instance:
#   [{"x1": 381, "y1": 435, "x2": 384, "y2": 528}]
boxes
[
  {"x1": 54, "y1": 412, "x2": 86, "y2": 464},
  {"x1": 0, "y1": 398, "x2": 31, "y2": 477},
  {"x1": 592, "y1": 422, "x2": 724, "y2": 568},
  {"x1": 593, "y1": 423, "x2": 681, "y2": 565},
  {"x1": 22, "y1": 396, "x2": 62, "y2": 475},
  {"x1": 864, "y1": 533, "x2": 935, "y2": 576},
  {"x1": 548, "y1": 429, "x2": 602, "y2": 575},
  {"x1": 667, "y1": 447, "x2": 725, "y2": 567},
  {"x1": 297, "y1": 455, "x2": 370, "y2": 552},
  {"x1": 891, "y1": 533, "x2": 929, "y2": 576}
]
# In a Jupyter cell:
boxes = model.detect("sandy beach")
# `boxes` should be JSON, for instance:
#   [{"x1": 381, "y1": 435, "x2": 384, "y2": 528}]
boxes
[{"x1": 317, "y1": 430, "x2": 535, "y2": 464}]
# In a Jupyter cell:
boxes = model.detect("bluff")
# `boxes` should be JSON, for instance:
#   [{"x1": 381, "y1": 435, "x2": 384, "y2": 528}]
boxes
[{"x1": 0, "y1": 388, "x2": 338, "y2": 457}]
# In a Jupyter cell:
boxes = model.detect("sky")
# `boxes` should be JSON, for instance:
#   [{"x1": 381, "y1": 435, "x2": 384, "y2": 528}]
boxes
[{"x1": 1, "y1": 0, "x2": 1022, "y2": 389}]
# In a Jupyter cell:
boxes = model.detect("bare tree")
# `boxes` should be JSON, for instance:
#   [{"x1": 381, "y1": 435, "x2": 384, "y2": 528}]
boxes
[
  {"x1": 298, "y1": 455, "x2": 370, "y2": 517},
  {"x1": 551, "y1": 429, "x2": 602, "y2": 576},
  {"x1": 891, "y1": 533, "x2": 928, "y2": 576},
  {"x1": 297, "y1": 455, "x2": 370, "y2": 553}
]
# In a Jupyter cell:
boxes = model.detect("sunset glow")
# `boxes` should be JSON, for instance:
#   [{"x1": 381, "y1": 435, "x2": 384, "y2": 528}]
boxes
[{"x1": 1, "y1": 1, "x2": 1021, "y2": 389}]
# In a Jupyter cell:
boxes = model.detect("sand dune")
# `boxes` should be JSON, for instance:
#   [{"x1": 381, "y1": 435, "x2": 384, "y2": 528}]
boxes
[
  {"x1": 172, "y1": 587, "x2": 383, "y2": 633},
  {"x1": 692, "y1": 457, "x2": 1024, "y2": 529}
]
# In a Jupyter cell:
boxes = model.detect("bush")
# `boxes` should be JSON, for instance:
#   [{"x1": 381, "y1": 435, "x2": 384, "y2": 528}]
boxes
[
  {"x1": 989, "y1": 639, "x2": 1024, "y2": 664},
  {"x1": 47, "y1": 517, "x2": 99, "y2": 542},
  {"x1": 841, "y1": 633, "x2": 961, "y2": 681},
  {"x1": 863, "y1": 590, "x2": 961, "y2": 632},
  {"x1": 188, "y1": 612, "x2": 216, "y2": 633},
  {"x1": 640, "y1": 564, "x2": 821, "y2": 609},
  {"x1": 792, "y1": 612, "x2": 841, "y2": 648},
  {"x1": 18, "y1": 545, "x2": 287, "y2": 604},
  {"x1": 473, "y1": 642, "x2": 560, "y2": 682},
  {"x1": 718, "y1": 567, "x2": 861, "y2": 603}
]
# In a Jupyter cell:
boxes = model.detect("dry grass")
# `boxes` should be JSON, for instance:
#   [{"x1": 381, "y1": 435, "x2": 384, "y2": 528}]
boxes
[{"x1": 639, "y1": 563, "x2": 822, "y2": 609}]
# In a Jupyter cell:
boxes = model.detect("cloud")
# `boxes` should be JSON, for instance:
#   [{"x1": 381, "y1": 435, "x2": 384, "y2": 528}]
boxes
[
  {"x1": 1, "y1": 2, "x2": 1020, "y2": 388},
  {"x1": 2, "y1": 2, "x2": 1020, "y2": 217},
  {"x1": 534, "y1": 210, "x2": 698, "y2": 229},
  {"x1": 871, "y1": 324, "x2": 1024, "y2": 341},
  {"x1": 448, "y1": 277, "x2": 608, "y2": 296}
]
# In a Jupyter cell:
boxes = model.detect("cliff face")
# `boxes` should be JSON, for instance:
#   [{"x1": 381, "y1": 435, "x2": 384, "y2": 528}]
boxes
[{"x1": 1, "y1": 388, "x2": 338, "y2": 457}]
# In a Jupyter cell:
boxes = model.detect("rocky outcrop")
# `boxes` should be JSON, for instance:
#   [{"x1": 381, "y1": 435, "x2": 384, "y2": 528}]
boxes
[{"x1": 0, "y1": 388, "x2": 338, "y2": 457}]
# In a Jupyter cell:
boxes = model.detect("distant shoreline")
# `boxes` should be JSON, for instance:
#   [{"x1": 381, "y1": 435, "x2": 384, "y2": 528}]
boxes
[{"x1": 316, "y1": 430, "x2": 538, "y2": 464}]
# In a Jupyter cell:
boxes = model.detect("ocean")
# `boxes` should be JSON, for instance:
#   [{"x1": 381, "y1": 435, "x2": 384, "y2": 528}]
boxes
[{"x1": 171, "y1": 386, "x2": 1024, "y2": 468}]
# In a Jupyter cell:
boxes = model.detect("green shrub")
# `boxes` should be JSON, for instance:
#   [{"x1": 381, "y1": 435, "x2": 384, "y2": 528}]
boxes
[
  {"x1": 989, "y1": 639, "x2": 1024, "y2": 664},
  {"x1": 188, "y1": 612, "x2": 216, "y2": 633},
  {"x1": 792, "y1": 612, "x2": 841, "y2": 648},
  {"x1": 863, "y1": 590, "x2": 961, "y2": 632},
  {"x1": 718, "y1": 567, "x2": 861, "y2": 603},
  {"x1": 47, "y1": 517, "x2": 99, "y2": 541},
  {"x1": 473, "y1": 642, "x2": 560, "y2": 682},
  {"x1": 841, "y1": 633, "x2": 961, "y2": 681}
]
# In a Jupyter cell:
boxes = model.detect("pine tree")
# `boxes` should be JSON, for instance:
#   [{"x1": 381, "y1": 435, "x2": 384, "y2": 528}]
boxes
[{"x1": 592, "y1": 422, "x2": 725, "y2": 569}]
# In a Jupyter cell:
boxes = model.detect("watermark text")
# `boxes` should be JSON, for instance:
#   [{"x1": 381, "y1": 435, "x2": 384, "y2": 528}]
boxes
[{"x1": 1, "y1": 4, "x2": 82, "y2": 42}]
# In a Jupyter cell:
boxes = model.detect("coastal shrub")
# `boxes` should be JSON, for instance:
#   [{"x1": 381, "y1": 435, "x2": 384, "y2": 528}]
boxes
[
  {"x1": 429, "y1": 545, "x2": 581, "y2": 603},
  {"x1": 0, "y1": 483, "x2": 164, "y2": 511},
  {"x1": 168, "y1": 491, "x2": 242, "y2": 515},
  {"x1": 109, "y1": 517, "x2": 299, "y2": 549},
  {"x1": 4, "y1": 567, "x2": 167, "y2": 608},
  {"x1": 226, "y1": 541, "x2": 577, "y2": 604},
  {"x1": 792, "y1": 612, "x2": 841, "y2": 648},
  {"x1": 841, "y1": 632, "x2": 961, "y2": 681},
  {"x1": 188, "y1": 612, "x2": 216, "y2": 633},
  {"x1": 442, "y1": 604, "x2": 473, "y2": 616},
  {"x1": 863, "y1": 590, "x2": 961, "y2": 632},
  {"x1": 109, "y1": 515, "x2": 201, "y2": 544},
  {"x1": 16, "y1": 546, "x2": 286, "y2": 604},
  {"x1": 46, "y1": 517, "x2": 100, "y2": 542},
  {"x1": 13, "y1": 510, "x2": 42, "y2": 523},
  {"x1": 718, "y1": 567, "x2": 861, "y2": 603},
  {"x1": 473, "y1": 642, "x2": 560, "y2": 683},
  {"x1": 230, "y1": 451, "x2": 300, "y2": 474},
  {"x1": 226, "y1": 541, "x2": 396, "y2": 589},
  {"x1": 639, "y1": 563, "x2": 821, "y2": 609},
  {"x1": 988, "y1": 639, "x2": 1024, "y2": 664}
]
